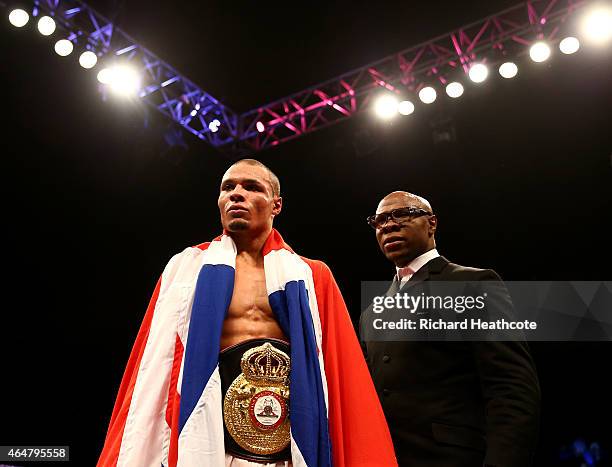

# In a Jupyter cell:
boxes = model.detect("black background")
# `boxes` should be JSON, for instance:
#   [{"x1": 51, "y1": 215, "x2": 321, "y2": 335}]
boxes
[{"x1": 1, "y1": 0, "x2": 611, "y2": 465}]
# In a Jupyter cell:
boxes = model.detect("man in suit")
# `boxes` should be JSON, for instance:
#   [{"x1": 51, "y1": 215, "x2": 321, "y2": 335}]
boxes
[{"x1": 360, "y1": 191, "x2": 540, "y2": 467}]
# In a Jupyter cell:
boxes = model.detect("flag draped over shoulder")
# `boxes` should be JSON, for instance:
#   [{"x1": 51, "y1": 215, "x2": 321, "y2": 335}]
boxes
[{"x1": 98, "y1": 229, "x2": 396, "y2": 467}]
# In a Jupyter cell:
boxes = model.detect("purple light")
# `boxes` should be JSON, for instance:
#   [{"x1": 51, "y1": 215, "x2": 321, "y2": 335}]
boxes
[{"x1": 256, "y1": 121, "x2": 265, "y2": 133}]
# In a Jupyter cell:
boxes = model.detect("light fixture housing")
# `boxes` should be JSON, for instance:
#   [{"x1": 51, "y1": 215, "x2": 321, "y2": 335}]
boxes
[
  {"x1": 398, "y1": 100, "x2": 415, "y2": 115},
  {"x1": 529, "y1": 42, "x2": 552, "y2": 62},
  {"x1": 581, "y1": 6, "x2": 612, "y2": 44},
  {"x1": 9, "y1": 9, "x2": 30, "y2": 28},
  {"x1": 445, "y1": 82, "x2": 464, "y2": 98},
  {"x1": 54, "y1": 39, "x2": 74, "y2": 57},
  {"x1": 498, "y1": 62, "x2": 518, "y2": 79},
  {"x1": 418, "y1": 87, "x2": 437, "y2": 104},
  {"x1": 374, "y1": 95, "x2": 399, "y2": 118},
  {"x1": 79, "y1": 51, "x2": 98, "y2": 69},
  {"x1": 559, "y1": 37, "x2": 580, "y2": 54},
  {"x1": 468, "y1": 63, "x2": 489, "y2": 83},
  {"x1": 37, "y1": 15, "x2": 56, "y2": 36}
]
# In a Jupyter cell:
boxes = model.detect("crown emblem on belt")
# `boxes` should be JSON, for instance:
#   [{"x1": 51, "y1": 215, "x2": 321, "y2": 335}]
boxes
[{"x1": 241, "y1": 342, "x2": 290, "y2": 385}]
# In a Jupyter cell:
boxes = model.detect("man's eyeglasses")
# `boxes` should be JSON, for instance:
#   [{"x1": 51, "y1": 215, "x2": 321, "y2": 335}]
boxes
[{"x1": 367, "y1": 207, "x2": 432, "y2": 230}]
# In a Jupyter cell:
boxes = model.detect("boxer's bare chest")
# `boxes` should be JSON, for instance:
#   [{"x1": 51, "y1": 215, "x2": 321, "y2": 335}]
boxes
[{"x1": 220, "y1": 255, "x2": 287, "y2": 349}]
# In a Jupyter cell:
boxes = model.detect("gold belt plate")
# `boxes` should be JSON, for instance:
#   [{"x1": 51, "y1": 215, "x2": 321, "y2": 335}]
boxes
[{"x1": 223, "y1": 342, "x2": 291, "y2": 455}]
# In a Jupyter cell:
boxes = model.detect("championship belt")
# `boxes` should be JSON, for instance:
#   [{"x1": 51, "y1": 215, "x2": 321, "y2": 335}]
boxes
[{"x1": 219, "y1": 338, "x2": 291, "y2": 463}]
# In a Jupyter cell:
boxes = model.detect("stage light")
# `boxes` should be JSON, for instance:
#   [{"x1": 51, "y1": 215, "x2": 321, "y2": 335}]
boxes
[
  {"x1": 37, "y1": 15, "x2": 56, "y2": 36},
  {"x1": 374, "y1": 94, "x2": 399, "y2": 118},
  {"x1": 79, "y1": 51, "x2": 98, "y2": 69},
  {"x1": 559, "y1": 37, "x2": 580, "y2": 54},
  {"x1": 209, "y1": 119, "x2": 221, "y2": 133},
  {"x1": 54, "y1": 39, "x2": 74, "y2": 57},
  {"x1": 499, "y1": 62, "x2": 518, "y2": 78},
  {"x1": 97, "y1": 65, "x2": 141, "y2": 95},
  {"x1": 445, "y1": 82, "x2": 464, "y2": 98},
  {"x1": 109, "y1": 65, "x2": 141, "y2": 96},
  {"x1": 96, "y1": 68, "x2": 113, "y2": 84},
  {"x1": 256, "y1": 121, "x2": 265, "y2": 133},
  {"x1": 418, "y1": 87, "x2": 436, "y2": 104},
  {"x1": 8, "y1": 8, "x2": 29, "y2": 27},
  {"x1": 581, "y1": 7, "x2": 612, "y2": 44},
  {"x1": 398, "y1": 100, "x2": 415, "y2": 115},
  {"x1": 529, "y1": 42, "x2": 551, "y2": 62},
  {"x1": 468, "y1": 63, "x2": 488, "y2": 83}
]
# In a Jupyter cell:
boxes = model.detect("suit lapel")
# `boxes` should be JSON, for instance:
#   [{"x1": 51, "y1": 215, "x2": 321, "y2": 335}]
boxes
[
  {"x1": 362, "y1": 257, "x2": 450, "y2": 348},
  {"x1": 385, "y1": 275, "x2": 401, "y2": 296}
]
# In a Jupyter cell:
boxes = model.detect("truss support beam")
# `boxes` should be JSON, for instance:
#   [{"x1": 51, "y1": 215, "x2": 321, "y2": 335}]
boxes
[
  {"x1": 236, "y1": 0, "x2": 588, "y2": 153},
  {"x1": 24, "y1": 0, "x2": 590, "y2": 154},
  {"x1": 33, "y1": 0, "x2": 239, "y2": 147}
]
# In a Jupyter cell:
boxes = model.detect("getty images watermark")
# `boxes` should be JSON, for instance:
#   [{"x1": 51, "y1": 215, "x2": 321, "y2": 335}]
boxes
[
  {"x1": 370, "y1": 290, "x2": 536, "y2": 331},
  {"x1": 360, "y1": 281, "x2": 612, "y2": 341}
]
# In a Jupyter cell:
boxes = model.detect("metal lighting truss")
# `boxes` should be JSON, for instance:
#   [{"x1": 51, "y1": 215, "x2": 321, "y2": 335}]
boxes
[
  {"x1": 239, "y1": 0, "x2": 588, "y2": 152},
  {"x1": 32, "y1": 0, "x2": 239, "y2": 147},
  {"x1": 26, "y1": 0, "x2": 589, "y2": 153}
]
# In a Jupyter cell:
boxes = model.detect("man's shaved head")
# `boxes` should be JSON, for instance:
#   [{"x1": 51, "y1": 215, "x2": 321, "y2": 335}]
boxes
[
  {"x1": 229, "y1": 159, "x2": 281, "y2": 197},
  {"x1": 378, "y1": 191, "x2": 433, "y2": 214}
]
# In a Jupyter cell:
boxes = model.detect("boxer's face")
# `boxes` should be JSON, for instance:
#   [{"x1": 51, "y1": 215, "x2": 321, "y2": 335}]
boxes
[
  {"x1": 374, "y1": 193, "x2": 436, "y2": 267},
  {"x1": 218, "y1": 162, "x2": 282, "y2": 234}
]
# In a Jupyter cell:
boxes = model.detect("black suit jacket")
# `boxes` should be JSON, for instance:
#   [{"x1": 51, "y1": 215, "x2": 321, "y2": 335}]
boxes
[{"x1": 360, "y1": 256, "x2": 540, "y2": 467}]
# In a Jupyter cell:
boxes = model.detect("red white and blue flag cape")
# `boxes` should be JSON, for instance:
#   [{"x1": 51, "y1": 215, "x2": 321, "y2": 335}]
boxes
[{"x1": 98, "y1": 229, "x2": 396, "y2": 467}]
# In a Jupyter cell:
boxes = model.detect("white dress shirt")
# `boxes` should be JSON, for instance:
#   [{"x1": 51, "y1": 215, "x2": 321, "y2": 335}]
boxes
[{"x1": 396, "y1": 248, "x2": 440, "y2": 284}]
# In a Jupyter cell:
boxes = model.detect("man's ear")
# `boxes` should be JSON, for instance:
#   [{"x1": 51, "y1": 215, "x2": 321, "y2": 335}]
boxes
[
  {"x1": 272, "y1": 196, "x2": 283, "y2": 217},
  {"x1": 428, "y1": 215, "x2": 437, "y2": 236}
]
